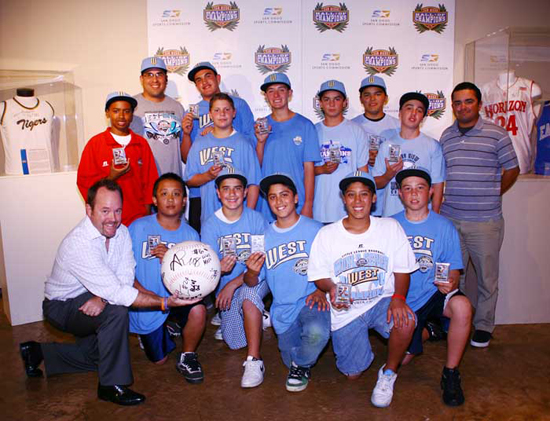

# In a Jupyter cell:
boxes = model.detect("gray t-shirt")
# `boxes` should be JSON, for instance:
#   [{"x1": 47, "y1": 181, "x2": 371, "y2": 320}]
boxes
[{"x1": 130, "y1": 94, "x2": 185, "y2": 177}]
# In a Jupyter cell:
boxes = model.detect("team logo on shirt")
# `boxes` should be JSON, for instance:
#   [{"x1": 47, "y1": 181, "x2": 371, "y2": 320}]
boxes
[
  {"x1": 407, "y1": 235, "x2": 435, "y2": 273},
  {"x1": 313, "y1": 3, "x2": 349, "y2": 33},
  {"x1": 293, "y1": 136, "x2": 302, "y2": 146},
  {"x1": 154, "y1": 47, "x2": 190, "y2": 76},
  {"x1": 413, "y1": 4, "x2": 448, "y2": 34},
  {"x1": 426, "y1": 91, "x2": 446, "y2": 119},
  {"x1": 265, "y1": 240, "x2": 308, "y2": 272},
  {"x1": 363, "y1": 47, "x2": 398, "y2": 77},
  {"x1": 204, "y1": 2, "x2": 240, "y2": 31},
  {"x1": 199, "y1": 146, "x2": 235, "y2": 166},
  {"x1": 16, "y1": 117, "x2": 48, "y2": 131},
  {"x1": 255, "y1": 45, "x2": 292, "y2": 74}
]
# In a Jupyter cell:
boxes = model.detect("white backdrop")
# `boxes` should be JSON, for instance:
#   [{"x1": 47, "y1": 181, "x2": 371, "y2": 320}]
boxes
[{"x1": 147, "y1": 0, "x2": 455, "y2": 139}]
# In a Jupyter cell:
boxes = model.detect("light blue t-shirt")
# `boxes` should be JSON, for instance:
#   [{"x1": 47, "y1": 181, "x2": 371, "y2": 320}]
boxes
[
  {"x1": 201, "y1": 207, "x2": 267, "y2": 292},
  {"x1": 373, "y1": 132, "x2": 446, "y2": 217},
  {"x1": 128, "y1": 214, "x2": 200, "y2": 335},
  {"x1": 264, "y1": 216, "x2": 323, "y2": 334},
  {"x1": 258, "y1": 113, "x2": 321, "y2": 221},
  {"x1": 314, "y1": 119, "x2": 369, "y2": 223},
  {"x1": 393, "y1": 211, "x2": 463, "y2": 312},
  {"x1": 184, "y1": 131, "x2": 261, "y2": 224}
]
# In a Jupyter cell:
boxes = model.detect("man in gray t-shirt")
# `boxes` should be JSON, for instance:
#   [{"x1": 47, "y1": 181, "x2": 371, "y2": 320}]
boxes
[{"x1": 130, "y1": 57, "x2": 185, "y2": 177}]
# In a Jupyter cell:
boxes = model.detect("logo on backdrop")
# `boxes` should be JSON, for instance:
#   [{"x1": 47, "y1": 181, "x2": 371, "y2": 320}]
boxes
[
  {"x1": 411, "y1": 54, "x2": 448, "y2": 71},
  {"x1": 363, "y1": 9, "x2": 399, "y2": 27},
  {"x1": 311, "y1": 53, "x2": 350, "y2": 71},
  {"x1": 254, "y1": 7, "x2": 292, "y2": 24},
  {"x1": 313, "y1": 3, "x2": 349, "y2": 33},
  {"x1": 212, "y1": 52, "x2": 242, "y2": 70},
  {"x1": 155, "y1": 47, "x2": 190, "y2": 76},
  {"x1": 152, "y1": 10, "x2": 190, "y2": 27},
  {"x1": 363, "y1": 47, "x2": 398, "y2": 77},
  {"x1": 204, "y1": 2, "x2": 240, "y2": 31},
  {"x1": 425, "y1": 91, "x2": 446, "y2": 119},
  {"x1": 255, "y1": 45, "x2": 292, "y2": 74},
  {"x1": 412, "y1": 4, "x2": 448, "y2": 34}
]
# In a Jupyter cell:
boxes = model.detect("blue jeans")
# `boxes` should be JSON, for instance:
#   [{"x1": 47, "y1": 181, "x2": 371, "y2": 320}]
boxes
[{"x1": 277, "y1": 304, "x2": 330, "y2": 368}]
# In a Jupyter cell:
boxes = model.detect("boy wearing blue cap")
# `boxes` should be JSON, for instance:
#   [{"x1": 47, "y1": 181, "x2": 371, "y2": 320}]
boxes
[
  {"x1": 255, "y1": 73, "x2": 321, "y2": 221},
  {"x1": 244, "y1": 173, "x2": 330, "y2": 392},
  {"x1": 314, "y1": 80, "x2": 369, "y2": 223},
  {"x1": 130, "y1": 57, "x2": 186, "y2": 178},
  {"x1": 308, "y1": 171, "x2": 417, "y2": 408},
  {"x1": 393, "y1": 167, "x2": 471, "y2": 407}
]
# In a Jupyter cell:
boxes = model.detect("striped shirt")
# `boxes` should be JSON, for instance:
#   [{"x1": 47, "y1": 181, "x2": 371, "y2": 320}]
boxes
[{"x1": 440, "y1": 117, "x2": 518, "y2": 222}]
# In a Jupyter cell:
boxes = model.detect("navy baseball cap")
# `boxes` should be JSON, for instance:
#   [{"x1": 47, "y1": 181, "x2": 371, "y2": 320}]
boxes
[
  {"x1": 105, "y1": 91, "x2": 137, "y2": 111},
  {"x1": 318, "y1": 80, "x2": 347, "y2": 98},
  {"x1": 396, "y1": 166, "x2": 432, "y2": 187},
  {"x1": 188, "y1": 62, "x2": 218, "y2": 82},
  {"x1": 261, "y1": 73, "x2": 291, "y2": 92},
  {"x1": 399, "y1": 92, "x2": 429, "y2": 116},
  {"x1": 339, "y1": 171, "x2": 376, "y2": 194},
  {"x1": 359, "y1": 75, "x2": 387, "y2": 94},
  {"x1": 260, "y1": 173, "x2": 297, "y2": 196},
  {"x1": 141, "y1": 57, "x2": 167, "y2": 73},
  {"x1": 215, "y1": 167, "x2": 248, "y2": 188}
]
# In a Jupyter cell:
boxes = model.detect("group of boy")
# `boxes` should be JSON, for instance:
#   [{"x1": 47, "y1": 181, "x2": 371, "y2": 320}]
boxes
[{"x1": 20, "y1": 55, "x2": 520, "y2": 409}]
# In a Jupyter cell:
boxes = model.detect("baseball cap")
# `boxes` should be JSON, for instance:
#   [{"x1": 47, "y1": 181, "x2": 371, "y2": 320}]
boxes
[
  {"x1": 105, "y1": 91, "x2": 137, "y2": 111},
  {"x1": 399, "y1": 92, "x2": 429, "y2": 116},
  {"x1": 188, "y1": 62, "x2": 218, "y2": 82},
  {"x1": 339, "y1": 171, "x2": 376, "y2": 194},
  {"x1": 259, "y1": 173, "x2": 297, "y2": 196},
  {"x1": 359, "y1": 75, "x2": 387, "y2": 94},
  {"x1": 141, "y1": 56, "x2": 167, "y2": 73},
  {"x1": 395, "y1": 166, "x2": 432, "y2": 187},
  {"x1": 215, "y1": 167, "x2": 248, "y2": 188},
  {"x1": 260, "y1": 73, "x2": 291, "y2": 92},
  {"x1": 318, "y1": 80, "x2": 347, "y2": 98}
]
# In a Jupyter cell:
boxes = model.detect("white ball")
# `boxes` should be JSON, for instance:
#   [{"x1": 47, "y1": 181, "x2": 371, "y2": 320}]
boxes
[{"x1": 161, "y1": 241, "x2": 221, "y2": 299}]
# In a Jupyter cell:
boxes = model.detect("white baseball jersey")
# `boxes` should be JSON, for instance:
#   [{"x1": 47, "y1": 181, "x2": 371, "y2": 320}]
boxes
[
  {"x1": 481, "y1": 77, "x2": 537, "y2": 173},
  {"x1": 0, "y1": 97, "x2": 54, "y2": 175}
]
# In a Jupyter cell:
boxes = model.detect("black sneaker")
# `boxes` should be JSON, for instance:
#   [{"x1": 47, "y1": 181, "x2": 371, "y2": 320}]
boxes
[
  {"x1": 441, "y1": 367, "x2": 465, "y2": 406},
  {"x1": 470, "y1": 329, "x2": 492, "y2": 348},
  {"x1": 166, "y1": 320, "x2": 182, "y2": 337},
  {"x1": 286, "y1": 363, "x2": 311, "y2": 392},
  {"x1": 176, "y1": 352, "x2": 204, "y2": 384}
]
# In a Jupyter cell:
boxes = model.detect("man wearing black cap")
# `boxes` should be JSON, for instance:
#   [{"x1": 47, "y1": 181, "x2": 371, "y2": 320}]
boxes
[
  {"x1": 393, "y1": 167, "x2": 472, "y2": 407},
  {"x1": 372, "y1": 92, "x2": 446, "y2": 217},
  {"x1": 77, "y1": 92, "x2": 159, "y2": 226},
  {"x1": 308, "y1": 171, "x2": 417, "y2": 408},
  {"x1": 130, "y1": 57, "x2": 185, "y2": 178}
]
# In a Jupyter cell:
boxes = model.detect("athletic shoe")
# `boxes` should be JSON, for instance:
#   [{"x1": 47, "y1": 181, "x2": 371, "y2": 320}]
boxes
[
  {"x1": 426, "y1": 320, "x2": 446, "y2": 342},
  {"x1": 166, "y1": 320, "x2": 182, "y2": 337},
  {"x1": 241, "y1": 356, "x2": 265, "y2": 388},
  {"x1": 262, "y1": 310, "x2": 272, "y2": 330},
  {"x1": 176, "y1": 352, "x2": 204, "y2": 384},
  {"x1": 441, "y1": 367, "x2": 465, "y2": 406},
  {"x1": 214, "y1": 327, "x2": 223, "y2": 341},
  {"x1": 371, "y1": 365, "x2": 398, "y2": 408},
  {"x1": 470, "y1": 330, "x2": 492, "y2": 348},
  {"x1": 211, "y1": 312, "x2": 222, "y2": 326},
  {"x1": 286, "y1": 363, "x2": 310, "y2": 392}
]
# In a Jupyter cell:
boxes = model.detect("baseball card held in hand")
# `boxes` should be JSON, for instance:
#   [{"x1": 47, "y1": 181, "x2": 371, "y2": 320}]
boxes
[
  {"x1": 435, "y1": 262, "x2": 450, "y2": 283},
  {"x1": 222, "y1": 237, "x2": 237, "y2": 258},
  {"x1": 335, "y1": 282, "x2": 352, "y2": 306},
  {"x1": 147, "y1": 235, "x2": 161, "y2": 256},
  {"x1": 112, "y1": 147, "x2": 127, "y2": 165}
]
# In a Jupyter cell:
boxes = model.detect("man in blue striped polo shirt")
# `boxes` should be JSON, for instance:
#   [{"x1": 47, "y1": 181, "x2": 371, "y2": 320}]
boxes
[{"x1": 439, "y1": 82, "x2": 519, "y2": 348}]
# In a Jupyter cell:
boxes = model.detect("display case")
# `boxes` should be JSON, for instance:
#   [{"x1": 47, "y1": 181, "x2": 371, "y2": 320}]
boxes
[
  {"x1": 464, "y1": 27, "x2": 550, "y2": 174},
  {"x1": 0, "y1": 70, "x2": 84, "y2": 175}
]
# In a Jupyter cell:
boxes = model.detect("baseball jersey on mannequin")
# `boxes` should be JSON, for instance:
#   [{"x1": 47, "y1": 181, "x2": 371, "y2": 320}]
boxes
[
  {"x1": 481, "y1": 72, "x2": 542, "y2": 173},
  {"x1": 535, "y1": 101, "x2": 550, "y2": 175},
  {"x1": 0, "y1": 96, "x2": 55, "y2": 175}
]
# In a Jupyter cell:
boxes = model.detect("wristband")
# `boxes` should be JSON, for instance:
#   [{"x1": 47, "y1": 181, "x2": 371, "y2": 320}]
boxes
[
  {"x1": 160, "y1": 298, "x2": 166, "y2": 312},
  {"x1": 392, "y1": 294, "x2": 406, "y2": 301},
  {"x1": 164, "y1": 297, "x2": 170, "y2": 311}
]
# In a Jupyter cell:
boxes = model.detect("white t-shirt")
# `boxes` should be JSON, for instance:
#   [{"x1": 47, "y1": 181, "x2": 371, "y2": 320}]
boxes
[{"x1": 308, "y1": 217, "x2": 418, "y2": 331}]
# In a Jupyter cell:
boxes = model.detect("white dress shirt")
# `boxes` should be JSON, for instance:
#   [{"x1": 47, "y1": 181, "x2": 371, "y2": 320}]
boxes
[{"x1": 44, "y1": 217, "x2": 139, "y2": 307}]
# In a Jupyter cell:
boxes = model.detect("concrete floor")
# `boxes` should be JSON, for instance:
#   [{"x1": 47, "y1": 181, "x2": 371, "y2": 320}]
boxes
[{"x1": 1, "y1": 303, "x2": 550, "y2": 421}]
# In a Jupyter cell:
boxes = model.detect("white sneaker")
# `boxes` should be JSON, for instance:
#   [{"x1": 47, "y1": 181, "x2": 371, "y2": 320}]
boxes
[
  {"x1": 211, "y1": 312, "x2": 222, "y2": 326},
  {"x1": 214, "y1": 327, "x2": 223, "y2": 341},
  {"x1": 371, "y1": 365, "x2": 398, "y2": 408},
  {"x1": 241, "y1": 356, "x2": 265, "y2": 388},
  {"x1": 262, "y1": 310, "x2": 271, "y2": 330}
]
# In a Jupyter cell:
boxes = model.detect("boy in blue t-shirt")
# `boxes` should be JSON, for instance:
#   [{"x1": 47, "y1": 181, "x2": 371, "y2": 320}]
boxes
[
  {"x1": 129, "y1": 173, "x2": 207, "y2": 384},
  {"x1": 392, "y1": 167, "x2": 472, "y2": 407},
  {"x1": 245, "y1": 173, "x2": 330, "y2": 392},
  {"x1": 200, "y1": 168, "x2": 268, "y2": 389}
]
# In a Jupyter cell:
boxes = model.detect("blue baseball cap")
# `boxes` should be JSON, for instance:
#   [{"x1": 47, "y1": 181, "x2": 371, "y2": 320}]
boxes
[
  {"x1": 215, "y1": 166, "x2": 248, "y2": 188},
  {"x1": 141, "y1": 56, "x2": 167, "y2": 73},
  {"x1": 188, "y1": 61, "x2": 218, "y2": 82},
  {"x1": 318, "y1": 79, "x2": 347, "y2": 98},
  {"x1": 396, "y1": 166, "x2": 432, "y2": 186},
  {"x1": 339, "y1": 171, "x2": 376, "y2": 194},
  {"x1": 260, "y1": 73, "x2": 291, "y2": 92},
  {"x1": 259, "y1": 172, "x2": 297, "y2": 196},
  {"x1": 359, "y1": 75, "x2": 387, "y2": 94},
  {"x1": 105, "y1": 91, "x2": 137, "y2": 111}
]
